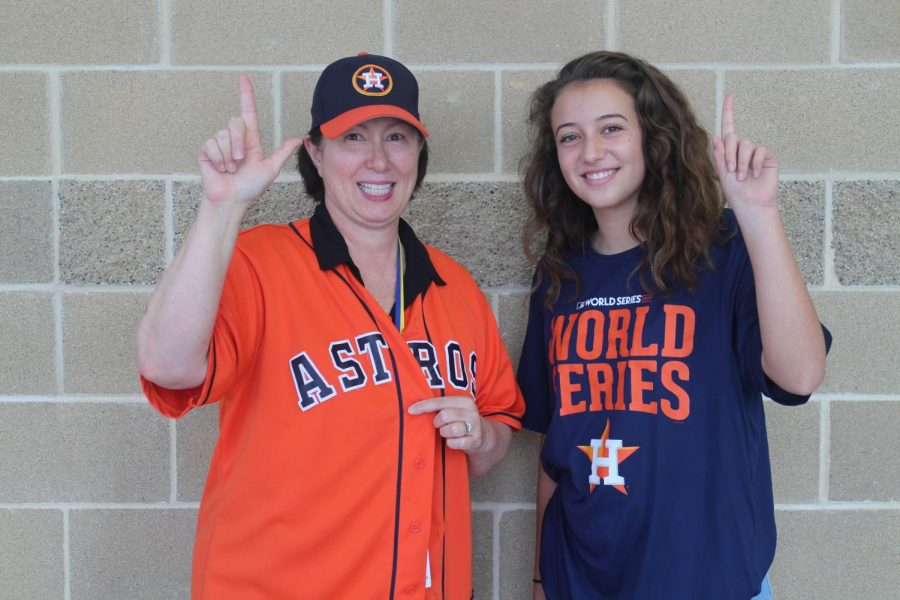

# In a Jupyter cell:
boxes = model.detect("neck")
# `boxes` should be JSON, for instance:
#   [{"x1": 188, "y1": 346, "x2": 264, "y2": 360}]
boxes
[
  {"x1": 591, "y1": 209, "x2": 640, "y2": 255},
  {"x1": 326, "y1": 208, "x2": 401, "y2": 313}
]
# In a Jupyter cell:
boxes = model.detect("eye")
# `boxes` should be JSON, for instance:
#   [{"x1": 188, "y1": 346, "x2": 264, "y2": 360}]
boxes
[
  {"x1": 344, "y1": 132, "x2": 363, "y2": 142},
  {"x1": 557, "y1": 132, "x2": 579, "y2": 144},
  {"x1": 602, "y1": 124, "x2": 624, "y2": 134},
  {"x1": 387, "y1": 131, "x2": 406, "y2": 142}
]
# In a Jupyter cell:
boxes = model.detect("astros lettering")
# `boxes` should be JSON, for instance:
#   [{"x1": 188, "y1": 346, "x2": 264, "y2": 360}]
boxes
[
  {"x1": 290, "y1": 333, "x2": 476, "y2": 411},
  {"x1": 549, "y1": 303, "x2": 695, "y2": 421}
]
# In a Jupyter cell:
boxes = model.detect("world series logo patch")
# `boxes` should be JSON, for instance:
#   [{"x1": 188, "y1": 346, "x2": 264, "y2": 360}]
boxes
[{"x1": 353, "y1": 64, "x2": 392, "y2": 96}]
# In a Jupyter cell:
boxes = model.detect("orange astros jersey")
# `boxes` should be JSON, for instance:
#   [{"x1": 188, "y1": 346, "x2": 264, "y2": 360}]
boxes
[{"x1": 141, "y1": 204, "x2": 524, "y2": 600}]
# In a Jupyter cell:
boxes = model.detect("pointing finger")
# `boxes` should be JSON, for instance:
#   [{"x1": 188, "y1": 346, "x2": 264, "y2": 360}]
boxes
[
  {"x1": 721, "y1": 93, "x2": 735, "y2": 138},
  {"x1": 238, "y1": 74, "x2": 260, "y2": 136}
]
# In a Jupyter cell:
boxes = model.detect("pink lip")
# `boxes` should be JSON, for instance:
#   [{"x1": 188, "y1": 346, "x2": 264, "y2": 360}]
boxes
[
  {"x1": 581, "y1": 168, "x2": 618, "y2": 186},
  {"x1": 357, "y1": 181, "x2": 395, "y2": 201}
]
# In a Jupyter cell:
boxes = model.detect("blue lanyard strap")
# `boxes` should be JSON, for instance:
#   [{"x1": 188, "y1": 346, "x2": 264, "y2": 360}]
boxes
[{"x1": 394, "y1": 237, "x2": 405, "y2": 332}]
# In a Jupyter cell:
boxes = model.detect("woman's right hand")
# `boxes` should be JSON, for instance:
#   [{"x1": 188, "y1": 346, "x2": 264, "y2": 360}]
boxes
[
  {"x1": 533, "y1": 582, "x2": 546, "y2": 600},
  {"x1": 198, "y1": 74, "x2": 302, "y2": 208}
]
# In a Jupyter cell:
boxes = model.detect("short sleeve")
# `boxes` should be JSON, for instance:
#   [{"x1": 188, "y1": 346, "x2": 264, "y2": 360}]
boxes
[
  {"x1": 517, "y1": 276, "x2": 554, "y2": 433},
  {"x1": 141, "y1": 245, "x2": 265, "y2": 418},
  {"x1": 470, "y1": 286, "x2": 525, "y2": 430}
]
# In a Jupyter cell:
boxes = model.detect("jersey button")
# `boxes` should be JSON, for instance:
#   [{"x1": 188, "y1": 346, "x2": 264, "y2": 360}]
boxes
[
  {"x1": 409, "y1": 521, "x2": 421, "y2": 533},
  {"x1": 405, "y1": 584, "x2": 416, "y2": 595},
  {"x1": 413, "y1": 458, "x2": 425, "y2": 469}
]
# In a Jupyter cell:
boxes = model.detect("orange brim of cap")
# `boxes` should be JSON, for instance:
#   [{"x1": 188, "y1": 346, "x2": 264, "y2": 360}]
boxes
[{"x1": 320, "y1": 105, "x2": 429, "y2": 139}]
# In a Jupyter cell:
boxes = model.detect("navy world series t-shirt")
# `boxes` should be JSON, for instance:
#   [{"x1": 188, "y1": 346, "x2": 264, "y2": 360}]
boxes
[{"x1": 518, "y1": 212, "x2": 831, "y2": 599}]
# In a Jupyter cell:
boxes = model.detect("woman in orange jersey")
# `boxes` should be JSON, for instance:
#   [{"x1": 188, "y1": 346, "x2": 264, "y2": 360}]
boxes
[
  {"x1": 517, "y1": 51, "x2": 831, "y2": 600},
  {"x1": 136, "y1": 53, "x2": 523, "y2": 599}
]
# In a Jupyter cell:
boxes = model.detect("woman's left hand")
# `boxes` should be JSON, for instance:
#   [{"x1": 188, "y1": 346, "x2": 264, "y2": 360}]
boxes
[
  {"x1": 408, "y1": 395, "x2": 484, "y2": 452},
  {"x1": 712, "y1": 94, "x2": 780, "y2": 210}
]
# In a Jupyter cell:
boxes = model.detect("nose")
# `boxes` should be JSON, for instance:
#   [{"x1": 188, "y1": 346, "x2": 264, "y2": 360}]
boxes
[
  {"x1": 366, "y1": 139, "x2": 389, "y2": 171},
  {"x1": 582, "y1": 134, "x2": 606, "y2": 163}
]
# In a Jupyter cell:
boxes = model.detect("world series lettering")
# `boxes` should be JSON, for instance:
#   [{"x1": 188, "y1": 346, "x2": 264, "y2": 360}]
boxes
[{"x1": 551, "y1": 303, "x2": 695, "y2": 422}]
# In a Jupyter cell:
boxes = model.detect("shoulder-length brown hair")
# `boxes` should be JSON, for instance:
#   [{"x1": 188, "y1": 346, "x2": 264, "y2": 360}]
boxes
[{"x1": 523, "y1": 51, "x2": 725, "y2": 308}]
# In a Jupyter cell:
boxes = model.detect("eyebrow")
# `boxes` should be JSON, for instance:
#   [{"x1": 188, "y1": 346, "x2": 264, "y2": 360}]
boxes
[{"x1": 554, "y1": 113, "x2": 629, "y2": 135}]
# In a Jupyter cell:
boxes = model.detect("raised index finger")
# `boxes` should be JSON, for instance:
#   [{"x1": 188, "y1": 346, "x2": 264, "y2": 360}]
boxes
[
  {"x1": 238, "y1": 74, "x2": 260, "y2": 134},
  {"x1": 721, "y1": 93, "x2": 735, "y2": 137}
]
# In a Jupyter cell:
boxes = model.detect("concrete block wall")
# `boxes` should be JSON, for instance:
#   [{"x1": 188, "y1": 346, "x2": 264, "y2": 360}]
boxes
[{"x1": 1, "y1": 1, "x2": 897, "y2": 598}]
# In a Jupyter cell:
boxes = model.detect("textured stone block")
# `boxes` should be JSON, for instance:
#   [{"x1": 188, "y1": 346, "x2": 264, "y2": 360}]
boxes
[
  {"x1": 172, "y1": 0, "x2": 380, "y2": 65},
  {"x1": 498, "y1": 509, "x2": 535, "y2": 600},
  {"x1": 394, "y1": 0, "x2": 604, "y2": 63},
  {"x1": 497, "y1": 291, "x2": 530, "y2": 370},
  {"x1": 281, "y1": 71, "x2": 319, "y2": 132},
  {"x1": 833, "y1": 181, "x2": 900, "y2": 285},
  {"x1": 501, "y1": 69, "x2": 716, "y2": 174},
  {"x1": 0, "y1": 73, "x2": 49, "y2": 176},
  {"x1": 0, "y1": 293, "x2": 56, "y2": 395},
  {"x1": 765, "y1": 400, "x2": 819, "y2": 503},
  {"x1": 62, "y1": 72, "x2": 274, "y2": 174},
  {"x1": 772, "y1": 509, "x2": 900, "y2": 599},
  {"x1": 813, "y1": 292, "x2": 900, "y2": 395},
  {"x1": 842, "y1": 0, "x2": 900, "y2": 61},
  {"x1": 501, "y1": 70, "x2": 557, "y2": 175},
  {"x1": 177, "y1": 405, "x2": 218, "y2": 502},
  {"x1": 725, "y1": 70, "x2": 900, "y2": 172},
  {"x1": 0, "y1": 182, "x2": 53, "y2": 283},
  {"x1": 59, "y1": 180, "x2": 165, "y2": 285},
  {"x1": 405, "y1": 182, "x2": 531, "y2": 287},
  {"x1": 0, "y1": 1, "x2": 158, "y2": 64},
  {"x1": 0, "y1": 403, "x2": 168, "y2": 502},
  {"x1": 778, "y1": 181, "x2": 825, "y2": 285},
  {"x1": 472, "y1": 429, "x2": 540, "y2": 503},
  {"x1": 830, "y1": 401, "x2": 900, "y2": 501},
  {"x1": 619, "y1": 0, "x2": 828, "y2": 63},
  {"x1": 173, "y1": 182, "x2": 315, "y2": 251},
  {"x1": 70, "y1": 509, "x2": 195, "y2": 600},
  {"x1": 418, "y1": 71, "x2": 494, "y2": 174},
  {"x1": 63, "y1": 293, "x2": 147, "y2": 394},
  {"x1": 0, "y1": 509, "x2": 64, "y2": 600},
  {"x1": 472, "y1": 510, "x2": 494, "y2": 600}
]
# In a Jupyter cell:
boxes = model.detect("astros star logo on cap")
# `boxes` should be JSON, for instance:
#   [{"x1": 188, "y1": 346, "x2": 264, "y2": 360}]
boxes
[{"x1": 353, "y1": 65, "x2": 393, "y2": 96}]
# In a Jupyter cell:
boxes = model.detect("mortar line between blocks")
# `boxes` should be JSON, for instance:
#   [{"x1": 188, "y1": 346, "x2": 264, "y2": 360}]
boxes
[
  {"x1": 3, "y1": 62, "x2": 900, "y2": 73},
  {"x1": 606, "y1": 0, "x2": 618, "y2": 50},
  {"x1": 273, "y1": 70, "x2": 284, "y2": 147},
  {"x1": 494, "y1": 70, "x2": 503, "y2": 175},
  {"x1": 50, "y1": 69, "x2": 65, "y2": 394},
  {"x1": 830, "y1": 0, "x2": 842, "y2": 65},
  {"x1": 165, "y1": 180, "x2": 174, "y2": 264},
  {"x1": 160, "y1": 0, "x2": 172, "y2": 66},
  {"x1": 383, "y1": 0, "x2": 394, "y2": 56},
  {"x1": 823, "y1": 179, "x2": 837, "y2": 287},
  {"x1": 715, "y1": 71, "x2": 725, "y2": 133},
  {"x1": 819, "y1": 399, "x2": 831, "y2": 502},
  {"x1": 63, "y1": 508, "x2": 71, "y2": 600},
  {"x1": 492, "y1": 508, "x2": 501, "y2": 600},
  {"x1": 170, "y1": 419, "x2": 178, "y2": 502}
]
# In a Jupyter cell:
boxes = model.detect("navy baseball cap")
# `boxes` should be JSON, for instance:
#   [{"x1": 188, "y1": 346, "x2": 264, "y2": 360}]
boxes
[{"x1": 310, "y1": 52, "x2": 429, "y2": 139}]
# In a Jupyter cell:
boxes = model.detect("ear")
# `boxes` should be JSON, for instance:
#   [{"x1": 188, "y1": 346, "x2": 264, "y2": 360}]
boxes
[{"x1": 303, "y1": 136, "x2": 323, "y2": 173}]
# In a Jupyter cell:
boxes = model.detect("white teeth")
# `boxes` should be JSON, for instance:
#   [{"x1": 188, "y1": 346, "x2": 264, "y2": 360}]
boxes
[
  {"x1": 585, "y1": 169, "x2": 615, "y2": 181},
  {"x1": 358, "y1": 182, "x2": 393, "y2": 196}
]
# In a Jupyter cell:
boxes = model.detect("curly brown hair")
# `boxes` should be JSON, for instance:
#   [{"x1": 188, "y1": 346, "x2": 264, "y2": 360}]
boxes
[{"x1": 523, "y1": 51, "x2": 726, "y2": 308}]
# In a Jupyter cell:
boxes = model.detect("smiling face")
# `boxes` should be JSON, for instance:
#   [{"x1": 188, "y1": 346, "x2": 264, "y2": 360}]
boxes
[
  {"x1": 305, "y1": 116, "x2": 422, "y2": 234},
  {"x1": 551, "y1": 78, "x2": 646, "y2": 225}
]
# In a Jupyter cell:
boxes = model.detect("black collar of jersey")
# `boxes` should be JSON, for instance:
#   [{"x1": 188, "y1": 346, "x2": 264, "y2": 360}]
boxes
[{"x1": 309, "y1": 202, "x2": 446, "y2": 309}]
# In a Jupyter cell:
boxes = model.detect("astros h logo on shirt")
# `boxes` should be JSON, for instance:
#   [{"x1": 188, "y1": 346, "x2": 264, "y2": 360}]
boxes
[{"x1": 353, "y1": 64, "x2": 393, "y2": 96}]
